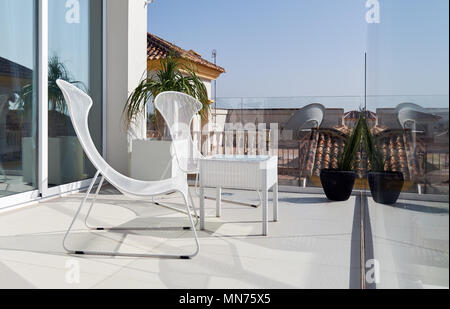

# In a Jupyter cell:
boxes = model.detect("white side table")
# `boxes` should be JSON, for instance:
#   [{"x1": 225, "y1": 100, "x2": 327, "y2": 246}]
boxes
[{"x1": 199, "y1": 155, "x2": 278, "y2": 236}]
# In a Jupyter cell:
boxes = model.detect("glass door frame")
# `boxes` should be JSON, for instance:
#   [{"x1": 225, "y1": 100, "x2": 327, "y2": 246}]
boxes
[{"x1": 0, "y1": 0, "x2": 107, "y2": 209}]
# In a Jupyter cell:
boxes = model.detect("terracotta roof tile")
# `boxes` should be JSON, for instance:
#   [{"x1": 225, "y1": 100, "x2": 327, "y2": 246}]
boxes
[
  {"x1": 301, "y1": 127, "x2": 424, "y2": 181},
  {"x1": 344, "y1": 110, "x2": 377, "y2": 120},
  {"x1": 147, "y1": 33, "x2": 225, "y2": 73}
]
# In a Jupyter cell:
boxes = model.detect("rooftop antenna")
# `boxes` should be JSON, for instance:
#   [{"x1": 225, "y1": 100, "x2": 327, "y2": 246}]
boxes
[
  {"x1": 364, "y1": 52, "x2": 367, "y2": 118},
  {"x1": 212, "y1": 49, "x2": 217, "y2": 123}
]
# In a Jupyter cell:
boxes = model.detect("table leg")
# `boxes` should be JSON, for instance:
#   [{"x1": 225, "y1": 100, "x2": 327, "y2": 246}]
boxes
[
  {"x1": 262, "y1": 189, "x2": 268, "y2": 236},
  {"x1": 199, "y1": 187, "x2": 205, "y2": 230},
  {"x1": 273, "y1": 183, "x2": 279, "y2": 222},
  {"x1": 216, "y1": 187, "x2": 222, "y2": 217}
]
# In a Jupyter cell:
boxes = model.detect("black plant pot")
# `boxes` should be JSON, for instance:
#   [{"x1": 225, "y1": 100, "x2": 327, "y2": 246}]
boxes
[
  {"x1": 368, "y1": 171, "x2": 404, "y2": 205},
  {"x1": 320, "y1": 169, "x2": 357, "y2": 201}
]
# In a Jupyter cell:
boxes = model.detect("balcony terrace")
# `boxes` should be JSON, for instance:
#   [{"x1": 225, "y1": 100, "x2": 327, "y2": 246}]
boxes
[{"x1": 0, "y1": 185, "x2": 447, "y2": 289}]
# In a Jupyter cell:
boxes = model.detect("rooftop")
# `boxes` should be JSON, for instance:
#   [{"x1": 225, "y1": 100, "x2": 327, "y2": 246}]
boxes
[
  {"x1": 0, "y1": 57, "x2": 32, "y2": 81},
  {"x1": 147, "y1": 33, "x2": 226, "y2": 74},
  {"x1": 344, "y1": 110, "x2": 377, "y2": 120}
]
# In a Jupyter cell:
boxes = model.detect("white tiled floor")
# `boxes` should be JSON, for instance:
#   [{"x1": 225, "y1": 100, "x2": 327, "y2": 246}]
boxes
[
  {"x1": 0, "y1": 186, "x2": 447, "y2": 289},
  {"x1": 0, "y1": 187, "x2": 360, "y2": 289},
  {"x1": 367, "y1": 198, "x2": 449, "y2": 289}
]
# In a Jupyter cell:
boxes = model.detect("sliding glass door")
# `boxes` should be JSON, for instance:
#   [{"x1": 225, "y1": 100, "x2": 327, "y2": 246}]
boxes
[
  {"x1": 47, "y1": 0, "x2": 103, "y2": 187},
  {"x1": 0, "y1": 0, "x2": 103, "y2": 207},
  {"x1": 0, "y1": 0, "x2": 38, "y2": 198}
]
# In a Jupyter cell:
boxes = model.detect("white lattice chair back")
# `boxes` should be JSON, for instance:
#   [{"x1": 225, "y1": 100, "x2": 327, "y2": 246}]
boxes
[
  {"x1": 56, "y1": 79, "x2": 187, "y2": 197},
  {"x1": 155, "y1": 91, "x2": 204, "y2": 174}
]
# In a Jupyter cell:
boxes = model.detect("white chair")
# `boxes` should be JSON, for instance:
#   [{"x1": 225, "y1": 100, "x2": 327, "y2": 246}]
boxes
[
  {"x1": 154, "y1": 92, "x2": 204, "y2": 209},
  {"x1": 283, "y1": 103, "x2": 325, "y2": 139},
  {"x1": 155, "y1": 92, "x2": 262, "y2": 209},
  {"x1": 56, "y1": 80, "x2": 199, "y2": 259},
  {"x1": 396, "y1": 102, "x2": 441, "y2": 132},
  {"x1": 284, "y1": 103, "x2": 325, "y2": 129},
  {"x1": 154, "y1": 92, "x2": 204, "y2": 176}
]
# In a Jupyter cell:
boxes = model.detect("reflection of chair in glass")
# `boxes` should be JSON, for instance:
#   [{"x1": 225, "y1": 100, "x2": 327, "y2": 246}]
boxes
[
  {"x1": 282, "y1": 103, "x2": 325, "y2": 139},
  {"x1": 56, "y1": 80, "x2": 199, "y2": 259},
  {"x1": 396, "y1": 102, "x2": 441, "y2": 133}
]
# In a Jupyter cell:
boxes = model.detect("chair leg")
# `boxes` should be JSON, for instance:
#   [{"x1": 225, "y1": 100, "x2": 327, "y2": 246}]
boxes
[
  {"x1": 84, "y1": 175, "x2": 105, "y2": 229},
  {"x1": 63, "y1": 173, "x2": 200, "y2": 259},
  {"x1": 84, "y1": 176, "x2": 197, "y2": 231},
  {"x1": 188, "y1": 189, "x2": 200, "y2": 225}
]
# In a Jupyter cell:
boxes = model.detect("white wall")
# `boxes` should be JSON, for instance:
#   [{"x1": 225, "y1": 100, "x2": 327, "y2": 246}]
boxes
[
  {"x1": 106, "y1": 0, "x2": 147, "y2": 175},
  {"x1": 192, "y1": 79, "x2": 213, "y2": 131},
  {"x1": 202, "y1": 79, "x2": 212, "y2": 99}
]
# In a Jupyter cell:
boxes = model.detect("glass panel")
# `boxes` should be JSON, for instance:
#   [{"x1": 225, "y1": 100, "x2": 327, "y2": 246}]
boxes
[
  {"x1": 0, "y1": 0, "x2": 38, "y2": 197},
  {"x1": 211, "y1": 96, "x2": 366, "y2": 188},
  {"x1": 48, "y1": 0, "x2": 102, "y2": 186},
  {"x1": 366, "y1": 0, "x2": 449, "y2": 288}
]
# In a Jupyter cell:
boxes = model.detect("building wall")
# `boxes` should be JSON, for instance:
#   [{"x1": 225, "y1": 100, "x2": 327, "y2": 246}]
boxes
[
  {"x1": 321, "y1": 109, "x2": 344, "y2": 128},
  {"x1": 376, "y1": 108, "x2": 402, "y2": 129},
  {"x1": 106, "y1": 0, "x2": 147, "y2": 176},
  {"x1": 211, "y1": 108, "x2": 344, "y2": 130},
  {"x1": 187, "y1": 78, "x2": 212, "y2": 134}
]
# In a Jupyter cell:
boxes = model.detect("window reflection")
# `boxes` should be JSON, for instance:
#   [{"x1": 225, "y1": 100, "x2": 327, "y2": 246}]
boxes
[
  {"x1": 48, "y1": 0, "x2": 102, "y2": 186},
  {"x1": 366, "y1": 0, "x2": 449, "y2": 289},
  {"x1": 0, "y1": 0, "x2": 37, "y2": 197}
]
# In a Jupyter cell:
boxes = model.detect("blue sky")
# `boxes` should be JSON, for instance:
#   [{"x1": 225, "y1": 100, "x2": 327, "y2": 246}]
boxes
[
  {"x1": 0, "y1": 0, "x2": 447, "y2": 109},
  {"x1": 148, "y1": 0, "x2": 449, "y2": 101}
]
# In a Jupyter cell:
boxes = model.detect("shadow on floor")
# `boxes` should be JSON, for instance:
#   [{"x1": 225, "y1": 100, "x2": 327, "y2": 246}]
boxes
[
  {"x1": 393, "y1": 202, "x2": 449, "y2": 214},
  {"x1": 279, "y1": 197, "x2": 330, "y2": 204}
]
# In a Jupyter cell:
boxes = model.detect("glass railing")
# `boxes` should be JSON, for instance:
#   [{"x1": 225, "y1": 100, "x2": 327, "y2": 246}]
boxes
[{"x1": 202, "y1": 95, "x2": 449, "y2": 197}]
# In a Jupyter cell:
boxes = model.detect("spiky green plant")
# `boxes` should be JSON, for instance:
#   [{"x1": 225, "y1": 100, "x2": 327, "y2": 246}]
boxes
[
  {"x1": 124, "y1": 55, "x2": 210, "y2": 135},
  {"x1": 337, "y1": 114, "x2": 365, "y2": 171},
  {"x1": 361, "y1": 115, "x2": 386, "y2": 172}
]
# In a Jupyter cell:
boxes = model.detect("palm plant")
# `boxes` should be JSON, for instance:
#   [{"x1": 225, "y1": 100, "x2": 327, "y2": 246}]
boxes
[
  {"x1": 18, "y1": 55, "x2": 84, "y2": 136},
  {"x1": 124, "y1": 55, "x2": 210, "y2": 137},
  {"x1": 47, "y1": 55, "x2": 85, "y2": 114},
  {"x1": 18, "y1": 55, "x2": 85, "y2": 115}
]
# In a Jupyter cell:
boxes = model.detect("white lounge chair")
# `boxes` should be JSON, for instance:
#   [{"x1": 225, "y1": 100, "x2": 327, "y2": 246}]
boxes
[
  {"x1": 396, "y1": 102, "x2": 441, "y2": 132},
  {"x1": 155, "y1": 92, "x2": 262, "y2": 209},
  {"x1": 282, "y1": 103, "x2": 325, "y2": 139},
  {"x1": 56, "y1": 80, "x2": 199, "y2": 259}
]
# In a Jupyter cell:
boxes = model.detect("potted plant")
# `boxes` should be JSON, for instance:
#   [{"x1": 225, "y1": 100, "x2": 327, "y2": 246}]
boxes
[
  {"x1": 124, "y1": 55, "x2": 210, "y2": 180},
  {"x1": 361, "y1": 116, "x2": 404, "y2": 205},
  {"x1": 124, "y1": 55, "x2": 210, "y2": 138},
  {"x1": 320, "y1": 115, "x2": 364, "y2": 201}
]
